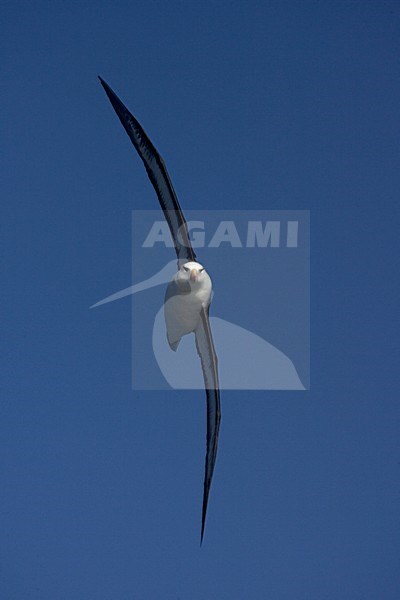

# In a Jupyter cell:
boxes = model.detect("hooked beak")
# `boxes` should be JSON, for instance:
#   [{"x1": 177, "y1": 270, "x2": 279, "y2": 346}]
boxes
[{"x1": 190, "y1": 269, "x2": 198, "y2": 282}]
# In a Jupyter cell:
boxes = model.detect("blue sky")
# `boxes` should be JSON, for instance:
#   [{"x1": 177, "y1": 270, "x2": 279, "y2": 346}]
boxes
[{"x1": 2, "y1": 1, "x2": 400, "y2": 598}]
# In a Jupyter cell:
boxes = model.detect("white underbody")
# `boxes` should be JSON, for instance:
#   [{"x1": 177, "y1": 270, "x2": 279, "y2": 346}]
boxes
[{"x1": 164, "y1": 265, "x2": 212, "y2": 350}]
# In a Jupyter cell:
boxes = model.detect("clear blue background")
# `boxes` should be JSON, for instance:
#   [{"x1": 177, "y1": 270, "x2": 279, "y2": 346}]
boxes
[{"x1": 2, "y1": 1, "x2": 399, "y2": 598}]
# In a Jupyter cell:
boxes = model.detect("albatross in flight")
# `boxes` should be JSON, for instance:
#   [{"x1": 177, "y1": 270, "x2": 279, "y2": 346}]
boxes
[{"x1": 98, "y1": 77, "x2": 220, "y2": 543}]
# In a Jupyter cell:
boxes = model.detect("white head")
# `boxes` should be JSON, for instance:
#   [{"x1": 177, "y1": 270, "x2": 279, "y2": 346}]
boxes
[{"x1": 178, "y1": 261, "x2": 207, "y2": 285}]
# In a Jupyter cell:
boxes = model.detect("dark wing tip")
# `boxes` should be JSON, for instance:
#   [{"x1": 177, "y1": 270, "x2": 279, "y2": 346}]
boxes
[
  {"x1": 98, "y1": 75, "x2": 107, "y2": 89},
  {"x1": 97, "y1": 77, "x2": 133, "y2": 137},
  {"x1": 200, "y1": 458, "x2": 214, "y2": 546},
  {"x1": 200, "y1": 508, "x2": 206, "y2": 546},
  {"x1": 98, "y1": 76, "x2": 117, "y2": 103}
]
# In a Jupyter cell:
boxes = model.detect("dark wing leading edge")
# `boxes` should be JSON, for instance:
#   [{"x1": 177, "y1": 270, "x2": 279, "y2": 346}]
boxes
[
  {"x1": 195, "y1": 307, "x2": 221, "y2": 544},
  {"x1": 99, "y1": 78, "x2": 220, "y2": 543},
  {"x1": 98, "y1": 77, "x2": 196, "y2": 266}
]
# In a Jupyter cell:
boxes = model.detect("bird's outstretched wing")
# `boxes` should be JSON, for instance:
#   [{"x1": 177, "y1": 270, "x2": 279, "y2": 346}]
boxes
[
  {"x1": 99, "y1": 77, "x2": 220, "y2": 543},
  {"x1": 98, "y1": 76, "x2": 196, "y2": 266},
  {"x1": 195, "y1": 307, "x2": 221, "y2": 544}
]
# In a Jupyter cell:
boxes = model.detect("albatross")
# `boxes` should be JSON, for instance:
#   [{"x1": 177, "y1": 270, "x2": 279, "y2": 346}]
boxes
[{"x1": 98, "y1": 77, "x2": 221, "y2": 544}]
